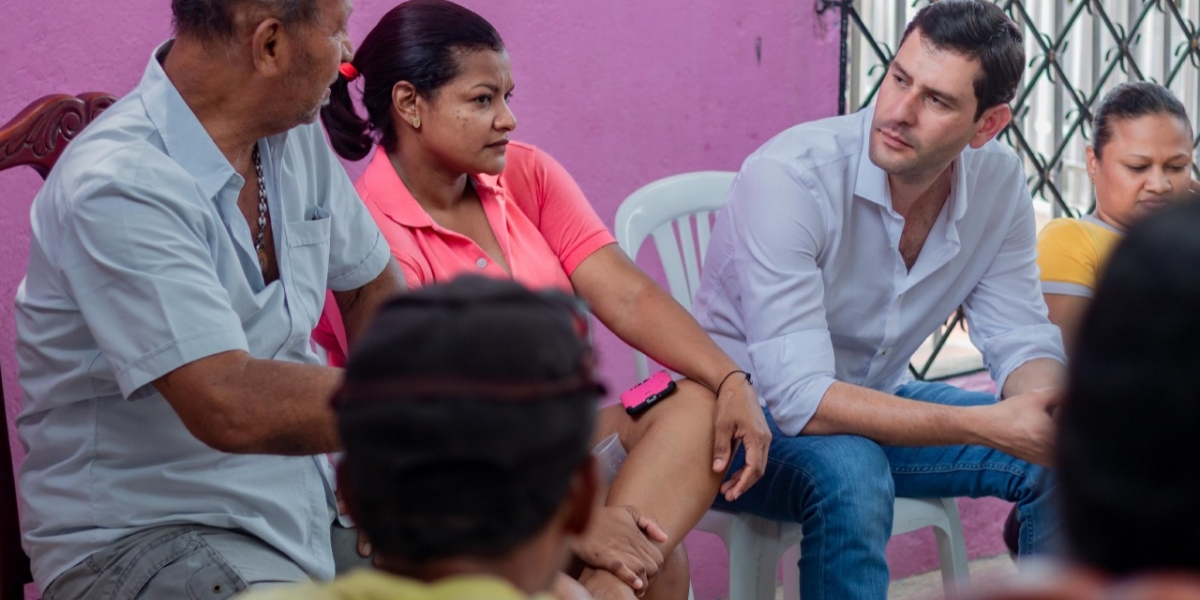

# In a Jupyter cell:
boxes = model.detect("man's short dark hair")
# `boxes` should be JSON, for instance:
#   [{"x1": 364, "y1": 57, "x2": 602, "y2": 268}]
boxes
[
  {"x1": 333, "y1": 275, "x2": 603, "y2": 564},
  {"x1": 1057, "y1": 197, "x2": 1200, "y2": 575},
  {"x1": 171, "y1": 0, "x2": 321, "y2": 41},
  {"x1": 900, "y1": 0, "x2": 1025, "y2": 120}
]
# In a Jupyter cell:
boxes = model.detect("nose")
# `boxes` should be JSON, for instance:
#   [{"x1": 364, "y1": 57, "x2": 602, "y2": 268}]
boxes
[
  {"x1": 341, "y1": 37, "x2": 354, "y2": 63},
  {"x1": 1145, "y1": 167, "x2": 1171, "y2": 194},
  {"x1": 889, "y1": 89, "x2": 920, "y2": 126},
  {"x1": 496, "y1": 98, "x2": 517, "y2": 132}
]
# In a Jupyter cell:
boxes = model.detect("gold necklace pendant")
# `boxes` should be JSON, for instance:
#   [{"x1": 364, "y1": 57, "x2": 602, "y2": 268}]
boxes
[{"x1": 258, "y1": 247, "x2": 270, "y2": 273}]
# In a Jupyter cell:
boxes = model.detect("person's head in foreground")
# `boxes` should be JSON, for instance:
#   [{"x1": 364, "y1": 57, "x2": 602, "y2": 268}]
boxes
[
  {"x1": 870, "y1": 0, "x2": 1024, "y2": 179},
  {"x1": 289, "y1": 275, "x2": 603, "y2": 597},
  {"x1": 1086, "y1": 82, "x2": 1194, "y2": 232},
  {"x1": 1060, "y1": 196, "x2": 1200, "y2": 577},
  {"x1": 967, "y1": 197, "x2": 1200, "y2": 599},
  {"x1": 323, "y1": 0, "x2": 514, "y2": 175}
]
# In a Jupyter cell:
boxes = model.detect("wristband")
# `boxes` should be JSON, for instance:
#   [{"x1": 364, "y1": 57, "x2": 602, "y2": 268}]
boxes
[{"x1": 716, "y1": 369, "x2": 752, "y2": 397}]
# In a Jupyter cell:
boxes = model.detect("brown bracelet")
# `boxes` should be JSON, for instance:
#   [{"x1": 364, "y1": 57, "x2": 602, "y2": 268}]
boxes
[{"x1": 716, "y1": 370, "x2": 752, "y2": 397}]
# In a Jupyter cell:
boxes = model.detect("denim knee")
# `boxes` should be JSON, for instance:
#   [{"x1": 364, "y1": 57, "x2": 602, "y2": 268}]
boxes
[{"x1": 778, "y1": 435, "x2": 895, "y2": 526}]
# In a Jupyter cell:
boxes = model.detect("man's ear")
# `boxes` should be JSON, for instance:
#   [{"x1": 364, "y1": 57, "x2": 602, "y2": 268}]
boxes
[
  {"x1": 250, "y1": 18, "x2": 287, "y2": 77},
  {"x1": 969, "y1": 104, "x2": 1013, "y2": 149},
  {"x1": 392, "y1": 81, "x2": 422, "y2": 129},
  {"x1": 563, "y1": 456, "x2": 601, "y2": 536}
]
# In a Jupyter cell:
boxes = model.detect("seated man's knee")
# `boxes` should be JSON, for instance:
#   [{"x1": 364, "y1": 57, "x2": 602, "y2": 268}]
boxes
[{"x1": 792, "y1": 436, "x2": 894, "y2": 521}]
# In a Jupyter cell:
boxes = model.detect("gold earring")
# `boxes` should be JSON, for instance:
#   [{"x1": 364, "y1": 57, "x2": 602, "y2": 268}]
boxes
[{"x1": 413, "y1": 115, "x2": 421, "y2": 129}]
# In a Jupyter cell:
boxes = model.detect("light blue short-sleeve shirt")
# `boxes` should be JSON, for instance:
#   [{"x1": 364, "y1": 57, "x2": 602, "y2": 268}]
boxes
[{"x1": 14, "y1": 42, "x2": 391, "y2": 590}]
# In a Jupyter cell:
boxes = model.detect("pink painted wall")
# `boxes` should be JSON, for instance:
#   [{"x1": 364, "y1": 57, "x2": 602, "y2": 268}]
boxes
[{"x1": 0, "y1": 0, "x2": 1007, "y2": 597}]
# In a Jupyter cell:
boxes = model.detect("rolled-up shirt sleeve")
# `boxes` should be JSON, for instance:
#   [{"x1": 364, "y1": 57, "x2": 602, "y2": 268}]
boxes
[
  {"x1": 962, "y1": 170, "x2": 1066, "y2": 392},
  {"x1": 729, "y1": 157, "x2": 838, "y2": 436},
  {"x1": 59, "y1": 174, "x2": 248, "y2": 399}
]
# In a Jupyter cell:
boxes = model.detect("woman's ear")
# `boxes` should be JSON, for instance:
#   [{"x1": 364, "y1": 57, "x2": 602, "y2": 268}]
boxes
[{"x1": 392, "y1": 81, "x2": 422, "y2": 130}]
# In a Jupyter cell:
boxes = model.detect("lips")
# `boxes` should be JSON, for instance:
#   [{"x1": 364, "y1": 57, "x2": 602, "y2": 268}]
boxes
[
  {"x1": 878, "y1": 128, "x2": 912, "y2": 149},
  {"x1": 486, "y1": 139, "x2": 510, "y2": 149}
]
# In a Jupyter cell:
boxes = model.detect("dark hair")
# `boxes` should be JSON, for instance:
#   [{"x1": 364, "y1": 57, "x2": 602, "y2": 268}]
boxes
[
  {"x1": 1057, "y1": 196, "x2": 1200, "y2": 575},
  {"x1": 900, "y1": 0, "x2": 1024, "y2": 120},
  {"x1": 1091, "y1": 82, "x2": 1192, "y2": 159},
  {"x1": 171, "y1": 0, "x2": 319, "y2": 41},
  {"x1": 334, "y1": 275, "x2": 603, "y2": 563},
  {"x1": 321, "y1": 0, "x2": 505, "y2": 161}
]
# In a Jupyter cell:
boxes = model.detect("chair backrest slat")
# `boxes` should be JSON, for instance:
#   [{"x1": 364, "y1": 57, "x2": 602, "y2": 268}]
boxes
[
  {"x1": 696, "y1": 211, "x2": 713, "y2": 266},
  {"x1": 0, "y1": 91, "x2": 118, "y2": 598},
  {"x1": 614, "y1": 171, "x2": 736, "y2": 380}
]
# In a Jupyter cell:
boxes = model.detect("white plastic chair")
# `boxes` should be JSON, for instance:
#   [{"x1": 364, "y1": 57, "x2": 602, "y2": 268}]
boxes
[{"x1": 614, "y1": 171, "x2": 971, "y2": 600}]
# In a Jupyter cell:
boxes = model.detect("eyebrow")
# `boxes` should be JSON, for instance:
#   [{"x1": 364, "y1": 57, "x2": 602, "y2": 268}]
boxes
[
  {"x1": 1125, "y1": 153, "x2": 1192, "y2": 161},
  {"x1": 470, "y1": 82, "x2": 516, "y2": 94},
  {"x1": 891, "y1": 61, "x2": 965, "y2": 108}
]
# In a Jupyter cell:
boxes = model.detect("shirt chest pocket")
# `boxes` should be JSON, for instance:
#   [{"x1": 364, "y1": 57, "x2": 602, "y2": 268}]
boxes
[{"x1": 283, "y1": 210, "x2": 332, "y2": 327}]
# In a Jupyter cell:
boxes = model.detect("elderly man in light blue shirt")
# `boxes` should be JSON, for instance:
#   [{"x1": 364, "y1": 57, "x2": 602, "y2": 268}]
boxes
[
  {"x1": 13, "y1": 0, "x2": 406, "y2": 598},
  {"x1": 693, "y1": 3, "x2": 1066, "y2": 599}
]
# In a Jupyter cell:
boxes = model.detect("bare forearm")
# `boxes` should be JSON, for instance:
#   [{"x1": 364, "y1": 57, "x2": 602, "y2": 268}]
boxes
[
  {"x1": 155, "y1": 351, "x2": 343, "y2": 455},
  {"x1": 335, "y1": 257, "x2": 406, "y2": 347},
  {"x1": 1001, "y1": 357, "x2": 1064, "y2": 399},
  {"x1": 802, "y1": 382, "x2": 988, "y2": 447},
  {"x1": 1044, "y1": 293, "x2": 1090, "y2": 360},
  {"x1": 590, "y1": 270, "x2": 736, "y2": 391}
]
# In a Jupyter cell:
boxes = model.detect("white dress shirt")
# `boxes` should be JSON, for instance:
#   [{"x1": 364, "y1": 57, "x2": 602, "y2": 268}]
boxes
[{"x1": 693, "y1": 106, "x2": 1065, "y2": 437}]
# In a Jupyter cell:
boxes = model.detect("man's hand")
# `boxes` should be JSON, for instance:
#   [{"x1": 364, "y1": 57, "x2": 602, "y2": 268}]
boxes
[
  {"x1": 979, "y1": 388, "x2": 1061, "y2": 466},
  {"x1": 572, "y1": 506, "x2": 669, "y2": 594},
  {"x1": 336, "y1": 491, "x2": 374, "y2": 560},
  {"x1": 712, "y1": 376, "x2": 771, "y2": 501}
]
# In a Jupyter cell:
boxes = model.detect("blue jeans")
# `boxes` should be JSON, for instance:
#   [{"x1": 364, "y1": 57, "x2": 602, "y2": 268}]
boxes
[{"x1": 712, "y1": 381, "x2": 1058, "y2": 600}]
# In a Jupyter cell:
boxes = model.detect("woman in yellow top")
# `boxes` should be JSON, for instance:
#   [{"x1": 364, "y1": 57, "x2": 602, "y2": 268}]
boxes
[{"x1": 1037, "y1": 81, "x2": 1194, "y2": 352}]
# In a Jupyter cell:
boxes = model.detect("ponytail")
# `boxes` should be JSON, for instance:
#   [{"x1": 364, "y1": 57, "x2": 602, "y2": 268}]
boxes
[
  {"x1": 321, "y1": 70, "x2": 374, "y2": 161},
  {"x1": 319, "y1": 1, "x2": 505, "y2": 161}
]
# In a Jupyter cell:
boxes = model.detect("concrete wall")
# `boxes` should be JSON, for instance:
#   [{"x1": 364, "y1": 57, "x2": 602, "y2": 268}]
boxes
[{"x1": 0, "y1": 1, "x2": 1007, "y2": 597}]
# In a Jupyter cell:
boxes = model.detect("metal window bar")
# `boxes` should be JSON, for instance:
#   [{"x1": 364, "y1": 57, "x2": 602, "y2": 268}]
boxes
[{"x1": 818, "y1": 0, "x2": 1200, "y2": 381}]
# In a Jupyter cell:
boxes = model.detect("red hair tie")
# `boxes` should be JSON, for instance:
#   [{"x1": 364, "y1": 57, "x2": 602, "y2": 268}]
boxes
[{"x1": 339, "y1": 62, "x2": 360, "y2": 81}]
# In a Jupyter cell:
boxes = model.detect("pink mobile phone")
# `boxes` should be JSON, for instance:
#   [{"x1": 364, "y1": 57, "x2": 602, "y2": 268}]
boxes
[{"x1": 621, "y1": 370, "x2": 677, "y2": 416}]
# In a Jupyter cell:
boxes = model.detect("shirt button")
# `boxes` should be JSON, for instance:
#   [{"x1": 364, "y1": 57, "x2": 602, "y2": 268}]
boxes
[{"x1": 476, "y1": 258, "x2": 488, "y2": 268}]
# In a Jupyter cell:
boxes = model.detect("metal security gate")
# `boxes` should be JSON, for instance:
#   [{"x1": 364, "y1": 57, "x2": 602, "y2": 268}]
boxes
[{"x1": 817, "y1": 0, "x2": 1200, "y2": 380}]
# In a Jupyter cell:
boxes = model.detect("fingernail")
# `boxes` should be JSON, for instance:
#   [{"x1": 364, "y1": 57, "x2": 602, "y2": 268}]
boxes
[
  {"x1": 363, "y1": 543, "x2": 371, "y2": 555},
  {"x1": 634, "y1": 578, "x2": 643, "y2": 589},
  {"x1": 713, "y1": 458, "x2": 725, "y2": 469}
]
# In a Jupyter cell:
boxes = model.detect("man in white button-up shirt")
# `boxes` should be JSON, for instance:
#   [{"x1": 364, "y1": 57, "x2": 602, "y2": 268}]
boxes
[{"x1": 693, "y1": 2, "x2": 1066, "y2": 598}]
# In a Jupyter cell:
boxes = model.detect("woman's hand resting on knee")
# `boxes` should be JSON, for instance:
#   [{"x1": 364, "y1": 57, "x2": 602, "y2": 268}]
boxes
[{"x1": 570, "y1": 505, "x2": 669, "y2": 594}]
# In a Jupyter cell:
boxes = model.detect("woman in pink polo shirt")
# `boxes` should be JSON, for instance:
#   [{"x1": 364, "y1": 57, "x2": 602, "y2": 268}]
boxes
[{"x1": 315, "y1": 1, "x2": 769, "y2": 598}]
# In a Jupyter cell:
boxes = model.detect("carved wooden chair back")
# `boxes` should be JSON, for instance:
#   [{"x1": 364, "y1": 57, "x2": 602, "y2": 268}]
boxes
[{"x1": 0, "y1": 91, "x2": 118, "y2": 599}]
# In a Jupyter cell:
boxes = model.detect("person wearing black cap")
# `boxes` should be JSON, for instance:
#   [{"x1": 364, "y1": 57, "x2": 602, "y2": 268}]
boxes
[{"x1": 238, "y1": 274, "x2": 607, "y2": 600}]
